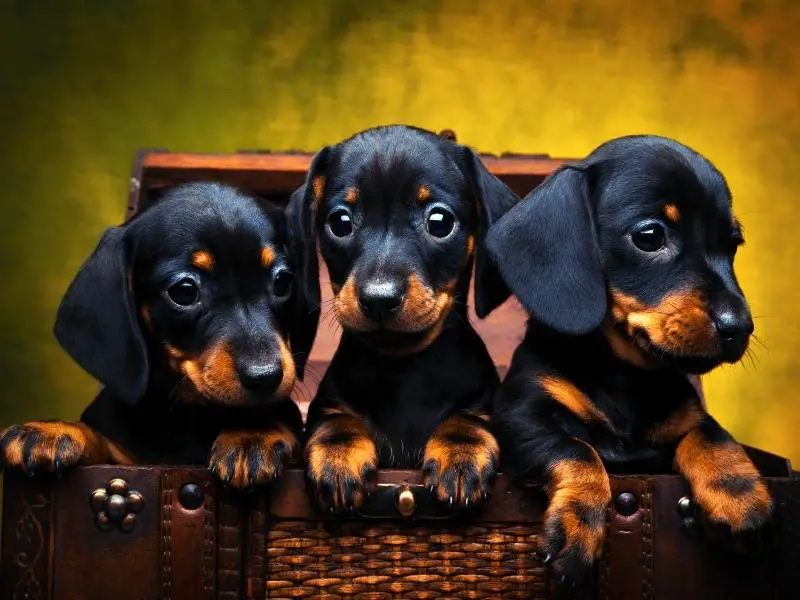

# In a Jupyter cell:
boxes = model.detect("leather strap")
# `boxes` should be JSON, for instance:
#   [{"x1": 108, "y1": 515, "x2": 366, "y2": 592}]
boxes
[
  {"x1": 600, "y1": 476, "x2": 653, "y2": 600},
  {"x1": 160, "y1": 469, "x2": 216, "y2": 600},
  {"x1": 217, "y1": 487, "x2": 244, "y2": 600},
  {"x1": 243, "y1": 492, "x2": 270, "y2": 600}
]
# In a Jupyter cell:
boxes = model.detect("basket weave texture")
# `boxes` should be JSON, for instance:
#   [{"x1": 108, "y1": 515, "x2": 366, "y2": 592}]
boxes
[{"x1": 266, "y1": 520, "x2": 548, "y2": 599}]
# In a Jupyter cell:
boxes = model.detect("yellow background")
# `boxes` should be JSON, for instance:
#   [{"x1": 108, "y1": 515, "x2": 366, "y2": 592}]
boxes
[{"x1": 1, "y1": 0, "x2": 798, "y2": 464}]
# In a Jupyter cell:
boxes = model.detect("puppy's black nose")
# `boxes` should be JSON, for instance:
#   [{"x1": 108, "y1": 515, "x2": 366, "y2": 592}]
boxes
[
  {"x1": 714, "y1": 310, "x2": 754, "y2": 349},
  {"x1": 359, "y1": 280, "x2": 405, "y2": 321},
  {"x1": 237, "y1": 359, "x2": 283, "y2": 393}
]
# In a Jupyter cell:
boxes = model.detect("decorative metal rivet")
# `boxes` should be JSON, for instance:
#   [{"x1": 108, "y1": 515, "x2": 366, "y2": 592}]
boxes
[
  {"x1": 615, "y1": 492, "x2": 638, "y2": 516},
  {"x1": 90, "y1": 488, "x2": 108, "y2": 513},
  {"x1": 120, "y1": 514, "x2": 137, "y2": 533},
  {"x1": 96, "y1": 512, "x2": 113, "y2": 531},
  {"x1": 108, "y1": 478, "x2": 129, "y2": 496},
  {"x1": 681, "y1": 515, "x2": 702, "y2": 539},
  {"x1": 90, "y1": 478, "x2": 144, "y2": 532},
  {"x1": 179, "y1": 483, "x2": 205, "y2": 510},
  {"x1": 677, "y1": 496, "x2": 694, "y2": 518},
  {"x1": 397, "y1": 487, "x2": 416, "y2": 517},
  {"x1": 127, "y1": 491, "x2": 144, "y2": 514}
]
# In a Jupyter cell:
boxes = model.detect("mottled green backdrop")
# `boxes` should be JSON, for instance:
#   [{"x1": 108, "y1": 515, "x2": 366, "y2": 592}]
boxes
[{"x1": 1, "y1": 0, "x2": 799, "y2": 463}]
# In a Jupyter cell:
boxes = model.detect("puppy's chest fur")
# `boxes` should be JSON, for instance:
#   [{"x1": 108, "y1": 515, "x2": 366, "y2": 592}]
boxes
[
  {"x1": 516, "y1": 328, "x2": 700, "y2": 473},
  {"x1": 320, "y1": 323, "x2": 499, "y2": 469},
  {"x1": 82, "y1": 388, "x2": 300, "y2": 464}
]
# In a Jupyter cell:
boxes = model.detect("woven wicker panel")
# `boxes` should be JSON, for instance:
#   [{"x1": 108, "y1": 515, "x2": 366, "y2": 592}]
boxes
[{"x1": 266, "y1": 520, "x2": 549, "y2": 599}]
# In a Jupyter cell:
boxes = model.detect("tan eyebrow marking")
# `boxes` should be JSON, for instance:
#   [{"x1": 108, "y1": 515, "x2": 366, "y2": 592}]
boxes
[
  {"x1": 261, "y1": 246, "x2": 275, "y2": 268},
  {"x1": 344, "y1": 187, "x2": 359, "y2": 205},
  {"x1": 191, "y1": 250, "x2": 214, "y2": 271},
  {"x1": 417, "y1": 186, "x2": 431, "y2": 203},
  {"x1": 664, "y1": 203, "x2": 680, "y2": 223}
]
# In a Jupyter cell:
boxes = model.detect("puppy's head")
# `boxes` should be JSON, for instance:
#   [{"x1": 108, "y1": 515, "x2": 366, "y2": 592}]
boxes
[
  {"x1": 486, "y1": 135, "x2": 753, "y2": 374},
  {"x1": 55, "y1": 182, "x2": 318, "y2": 406},
  {"x1": 287, "y1": 125, "x2": 517, "y2": 355}
]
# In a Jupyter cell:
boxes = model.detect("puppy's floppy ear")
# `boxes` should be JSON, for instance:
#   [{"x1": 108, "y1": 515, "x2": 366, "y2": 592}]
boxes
[
  {"x1": 460, "y1": 147, "x2": 519, "y2": 318},
  {"x1": 484, "y1": 165, "x2": 606, "y2": 335},
  {"x1": 54, "y1": 226, "x2": 149, "y2": 404},
  {"x1": 285, "y1": 147, "x2": 330, "y2": 378}
]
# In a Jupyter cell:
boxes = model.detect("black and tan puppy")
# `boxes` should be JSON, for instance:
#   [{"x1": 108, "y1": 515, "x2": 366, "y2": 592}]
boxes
[
  {"x1": 288, "y1": 125, "x2": 518, "y2": 513},
  {"x1": 0, "y1": 182, "x2": 316, "y2": 488},
  {"x1": 486, "y1": 135, "x2": 772, "y2": 582}
]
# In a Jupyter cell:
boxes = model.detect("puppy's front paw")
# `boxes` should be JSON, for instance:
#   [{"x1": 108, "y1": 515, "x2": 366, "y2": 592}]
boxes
[
  {"x1": 692, "y1": 474, "x2": 772, "y2": 534},
  {"x1": 539, "y1": 459, "x2": 611, "y2": 586},
  {"x1": 306, "y1": 424, "x2": 378, "y2": 514},
  {"x1": 678, "y1": 437, "x2": 772, "y2": 546},
  {"x1": 423, "y1": 418, "x2": 499, "y2": 508},
  {"x1": 0, "y1": 421, "x2": 95, "y2": 476},
  {"x1": 209, "y1": 427, "x2": 298, "y2": 489}
]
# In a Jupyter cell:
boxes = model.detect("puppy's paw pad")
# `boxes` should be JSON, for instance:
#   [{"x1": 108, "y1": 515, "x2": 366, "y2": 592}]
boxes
[
  {"x1": 306, "y1": 437, "x2": 377, "y2": 514},
  {"x1": 0, "y1": 422, "x2": 87, "y2": 475},
  {"x1": 209, "y1": 429, "x2": 297, "y2": 489}
]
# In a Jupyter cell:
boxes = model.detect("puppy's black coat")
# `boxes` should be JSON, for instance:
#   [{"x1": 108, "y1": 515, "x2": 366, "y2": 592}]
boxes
[
  {"x1": 486, "y1": 135, "x2": 772, "y2": 583},
  {"x1": 0, "y1": 183, "x2": 316, "y2": 489},
  {"x1": 288, "y1": 125, "x2": 518, "y2": 512}
]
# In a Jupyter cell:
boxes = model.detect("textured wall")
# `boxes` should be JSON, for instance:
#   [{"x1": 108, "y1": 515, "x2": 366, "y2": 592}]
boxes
[{"x1": 1, "y1": 0, "x2": 798, "y2": 463}]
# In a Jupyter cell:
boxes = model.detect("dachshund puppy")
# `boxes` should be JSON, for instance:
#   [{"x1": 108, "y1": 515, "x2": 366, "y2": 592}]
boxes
[
  {"x1": 486, "y1": 135, "x2": 772, "y2": 583},
  {"x1": 0, "y1": 182, "x2": 317, "y2": 489},
  {"x1": 288, "y1": 125, "x2": 518, "y2": 513}
]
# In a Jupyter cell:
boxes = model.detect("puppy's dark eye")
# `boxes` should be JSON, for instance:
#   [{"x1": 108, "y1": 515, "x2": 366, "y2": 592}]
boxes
[
  {"x1": 167, "y1": 278, "x2": 200, "y2": 307},
  {"x1": 273, "y1": 269, "x2": 293, "y2": 299},
  {"x1": 631, "y1": 222, "x2": 666, "y2": 252},
  {"x1": 426, "y1": 207, "x2": 456, "y2": 239},
  {"x1": 327, "y1": 209, "x2": 353, "y2": 238}
]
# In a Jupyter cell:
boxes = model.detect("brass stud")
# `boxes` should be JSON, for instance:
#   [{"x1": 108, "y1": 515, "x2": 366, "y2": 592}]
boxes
[
  {"x1": 615, "y1": 492, "x2": 638, "y2": 516},
  {"x1": 108, "y1": 478, "x2": 129, "y2": 496},
  {"x1": 96, "y1": 512, "x2": 113, "y2": 532},
  {"x1": 397, "y1": 487, "x2": 416, "y2": 517},
  {"x1": 179, "y1": 483, "x2": 204, "y2": 510},
  {"x1": 107, "y1": 494, "x2": 128, "y2": 522},
  {"x1": 90, "y1": 489, "x2": 108, "y2": 513},
  {"x1": 89, "y1": 477, "x2": 144, "y2": 533},
  {"x1": 677, "y1": 496, "x2": 694, "y2": 518},
  {"x1": 120, "y1": 514, "x2": 137, "y2": 533},
  {"x1": 127, "y1": 491, "x2": 144, "y2": 514}
]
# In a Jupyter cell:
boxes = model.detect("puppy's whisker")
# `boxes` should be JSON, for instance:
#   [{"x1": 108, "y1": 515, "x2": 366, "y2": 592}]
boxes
[
  {"x1": 750, "y1": 334, "x2": 768, "y2": 351},
  {"x1": 745, "y1": 347, "x2": 759, "y2": 366}
]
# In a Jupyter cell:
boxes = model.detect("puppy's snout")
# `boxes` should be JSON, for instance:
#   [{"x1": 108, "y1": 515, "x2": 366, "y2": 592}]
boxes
[
  {"x1": 713, "y1": 307, "x2": 754, "y2": 355},
  {"x1": 358, "y1": 280, "x2": 406, "y2": 321},
  {"x1": 236, "y1": 358, "x2": 283, "y2": 393}
]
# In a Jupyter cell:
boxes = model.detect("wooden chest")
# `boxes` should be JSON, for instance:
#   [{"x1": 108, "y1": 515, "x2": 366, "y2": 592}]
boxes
[
  {"x1": 3, "y1": 454, "x2": 798, "y2": 600},
  {"x1": 2, "y1": 145, "x2": 798, "y2": 600}
]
